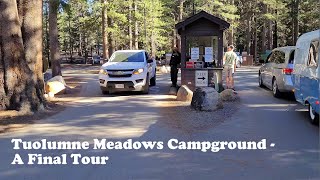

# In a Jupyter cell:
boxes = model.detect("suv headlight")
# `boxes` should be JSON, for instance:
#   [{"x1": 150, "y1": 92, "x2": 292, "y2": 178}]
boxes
[
  {"x1": 99, "y1": 69, "x2": 108, "y2": 75},
  {"x1": 133, "y1": 68, "x2": 144, "y2": 75}
]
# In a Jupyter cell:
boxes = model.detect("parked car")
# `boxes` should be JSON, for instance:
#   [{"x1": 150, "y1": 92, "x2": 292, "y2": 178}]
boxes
[
  {"x1": 92, "y1": 55, "x2": 102, "y2": 65},
  {"x1": 292, "y1": 30, "x2": 319, "y2": 124},
  {"x1": 87, "y1": 56, "x2": 101, "y2": 65},
  {"x1": 98, "y1": 50, "x2": 156, "y2": 94},
  {"x1": 259, "y1": 46, "x2": 296, "y2": 97}
]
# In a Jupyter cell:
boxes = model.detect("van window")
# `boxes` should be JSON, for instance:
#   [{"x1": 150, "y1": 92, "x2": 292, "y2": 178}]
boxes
[
  {"x1": 266, "y1": 53, "x2": 272, "y2": 63},
  {"x1": 289, "y1": 50, "x2": 295, "y2": 64},
  {"x1": 268, "y1": 52, "x2": 277, "y2": 63},
  {"x1": 271, "y1": 51, "x2": 285, "y2": 64},
  {"x1": 308, "y1": 40, "x2": 319, "y2": 67}
]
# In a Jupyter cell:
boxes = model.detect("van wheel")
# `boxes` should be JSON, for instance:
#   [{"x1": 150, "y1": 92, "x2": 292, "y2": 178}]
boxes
[
  {"x1": 150, "y1": 74, "x2": 156, "y2": 86},
  {"x1": 309, "y1": 104, "x2": 319, "y2": 125},
  {"x1": 142, "y1": 75, "x2": 150, "y2": 94},
  {"x1": 259, "y1": 73, "x2": 264, "y2": 87},
  {"x1": 272, "y1": 78, "x2": 281, "y2": 98}
]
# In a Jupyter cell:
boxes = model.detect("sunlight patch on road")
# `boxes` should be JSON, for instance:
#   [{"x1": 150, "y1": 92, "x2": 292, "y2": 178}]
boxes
[
  {"x1": 246, "y1": 104, "x2": 297, "y2": 108},
  {"x1": 54, "y1": 94, "x2": 177, "y2": 107},
  {"x1": 2, "y1": 124, "x2": 153, "y2": 139},
  {"x1": 1, "y1": 109, "x2": 161, "y2": 139}
]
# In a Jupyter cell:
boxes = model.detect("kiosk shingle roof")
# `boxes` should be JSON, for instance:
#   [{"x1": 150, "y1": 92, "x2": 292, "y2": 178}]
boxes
[{"x1": 175, "y1": 11, "x2": 230, "y2": 31}]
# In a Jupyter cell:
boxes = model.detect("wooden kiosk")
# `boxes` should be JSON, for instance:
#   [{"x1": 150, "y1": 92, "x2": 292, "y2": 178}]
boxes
[{"x1": 175, "y1": 11, "x2": 230, "y2": 92}]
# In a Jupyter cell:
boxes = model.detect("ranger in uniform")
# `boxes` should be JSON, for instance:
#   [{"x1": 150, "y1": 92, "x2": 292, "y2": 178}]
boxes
[{"x1": 169, "y1": 47, "x2": 181, "y2": 87}]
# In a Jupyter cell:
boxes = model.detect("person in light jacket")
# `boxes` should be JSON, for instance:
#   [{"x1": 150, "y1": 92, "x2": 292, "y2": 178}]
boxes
[{"x1": 223, "y1": 45, "x2": 237, "y2": 90}]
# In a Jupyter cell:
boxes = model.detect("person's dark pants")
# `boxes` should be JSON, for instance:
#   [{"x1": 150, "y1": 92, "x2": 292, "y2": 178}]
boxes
[{"x1": 170, "y1": 65, "x2": 178, "y2": 87}]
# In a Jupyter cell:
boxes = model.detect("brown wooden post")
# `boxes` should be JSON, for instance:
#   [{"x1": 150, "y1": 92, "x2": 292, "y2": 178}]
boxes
[
  {"x1": 181, "y1": 32, "x2": 186, "y2": 68},
  {"x1": 217, "y1": 30, "x2": 224, "y2": 68}
]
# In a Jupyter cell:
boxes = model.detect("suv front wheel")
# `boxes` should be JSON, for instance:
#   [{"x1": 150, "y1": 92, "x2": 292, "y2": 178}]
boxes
[
  {"x1": 259, "y1": 73, "x2": 264, "y2": 87},
  {"x1": 272, "y1": 78, "x2": 281, "y2": 98},
  {"x1": 150, "y1": 74, "x2": 156, "y2": 86},
  {"x1": 142, "y1": 75, "x2": 150, "y2": 94}
]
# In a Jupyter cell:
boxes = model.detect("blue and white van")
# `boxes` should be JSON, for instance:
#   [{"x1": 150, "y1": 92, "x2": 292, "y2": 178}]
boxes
[{"x1": 293, "y1": 30, "x2": 319, "y2": 124}]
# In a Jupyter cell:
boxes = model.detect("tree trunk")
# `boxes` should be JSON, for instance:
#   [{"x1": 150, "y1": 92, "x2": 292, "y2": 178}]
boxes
[
  {"x1": 177, "y1": 0, "x2": 184, "y2": 50},
  {"x1": 179, "y1": 0, "x2": 184, "y2": 21},
  {"x1": 246, "y1": 19, "x2": 251, "y2": 54},
  {"x1": 44, "y1": 1, "x2": 50, "y2": 71},
  {"x1": 245, "y1": 1, "x2": 252, "y2": 54},
  {"x1": 151, "y1": 28, "x2": 155, "y2": 57},
  {"x1": 133, "y1": 0, "x2": 138, "y2": 49},
  {"x1": 0, "y1": 0, "x2": 45, "y2": 112},
  {"x1": 68, "y1": 15, "x2": 73, "y2": 63},
  {"x1": 84, "y1": 35, "x2": 88, "y2": 64},
  {"x1": 254, "y1": 19, "x2": 258, "y2": 62},
  {"x1": 267, "y1": 11, "x2": 273, "y2": 50},
  {"x1": 143, "y1": 5, "x2": 147, "y2": 50},
  {"x1": 293, "y1": 0, "x2": 300, "y2": 45},
  {"x1": 261, "y1": 23, "x2": 266, "y2": 52},
  {"x1": 172, "y1": 14, "x2": 177, "y2": 48},
  {"x1": 108, "y1": 17, "x2": 115, "y2": 57},
  {"x1": 261, "y1": 4, "x2": 267, "y2": 53},
  {"x1": 173, "y1": 30, "x2": 177, "y2": 48},
  {"x1": 128, "y1": 0, "x2": 133, "y2": 50},
  {"x1": 79, "y1": 32, "x2": 82, "y2": 56},
  {"x1": 102, "y1": 0, "x2": 109, "y2": 60},
  {"x1": 150, "y1": 1, "x2": 156, "y2": 58},
  {"x1": 49, "y1": 0, "x2": 62, "y2": 76},
  {"x1": 228, "y1": 0, "x2": 234, "y2": 45},
  {"x1": 228, "y1": 27, "x2": 234, "y2": 46},
  {"x1": 21, "y1": 0, "x2": 45, "y2": 110},
  {"x1": 291, "y1": 0, "x2": 294, "y2": 45},
  {"x1": 273, "y1": 20, "x2": 278, "y2": 48}
]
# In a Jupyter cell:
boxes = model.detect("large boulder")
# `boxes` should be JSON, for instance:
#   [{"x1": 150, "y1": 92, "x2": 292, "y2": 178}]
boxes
[
  {"x1": 191, "y1": 87, "x2": 223, "y2": 111},
  {"x1": 176, "y1": 85, "x2": 193, "y2": 102},
  {"x1": 45, "y1": 76, "x2": 66, "y2": 95},
  {"x1": 220, "y1": 89, "x2": 238, "y2": 102}
]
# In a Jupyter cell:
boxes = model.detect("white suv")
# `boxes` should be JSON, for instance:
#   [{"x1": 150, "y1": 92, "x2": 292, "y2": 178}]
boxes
[{"x1": 99, "y1": 50, "x2": 156, "y2": 94}]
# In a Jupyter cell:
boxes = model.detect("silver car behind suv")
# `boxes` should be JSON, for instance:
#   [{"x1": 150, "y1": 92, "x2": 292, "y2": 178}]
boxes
[{"x1": 259, "y1": 46, "x2": 295, "y2": 98}]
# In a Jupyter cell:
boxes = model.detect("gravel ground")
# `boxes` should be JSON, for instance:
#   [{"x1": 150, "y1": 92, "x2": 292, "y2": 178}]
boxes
[
  {"x1": 0, "y1": 102, "x2": 64, "y2": 134},
  {"x1": 0, "y1": 64, "x2": 91, "y2": 134},
  {"x1": 159, "y1": 99, "x2": 241, "y2": 134}
]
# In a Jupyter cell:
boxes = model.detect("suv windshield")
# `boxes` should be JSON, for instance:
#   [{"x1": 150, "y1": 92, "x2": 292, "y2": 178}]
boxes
[{"x1": 109, "y1": 52, "x2": 144, "y2": 62}]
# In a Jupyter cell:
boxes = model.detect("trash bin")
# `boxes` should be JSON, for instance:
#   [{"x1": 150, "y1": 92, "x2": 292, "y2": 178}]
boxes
[{"x1": 242, "y1": 55, "x2": 253, "y2": 66}]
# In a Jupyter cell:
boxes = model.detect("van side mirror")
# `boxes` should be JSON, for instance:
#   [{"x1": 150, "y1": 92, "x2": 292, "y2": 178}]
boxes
[{"x1": 147, "y1": 59, "x2": 153, "y2": 63}]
